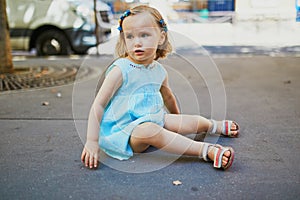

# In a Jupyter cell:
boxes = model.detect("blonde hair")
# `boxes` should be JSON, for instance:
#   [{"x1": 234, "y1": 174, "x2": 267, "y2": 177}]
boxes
[{"x1": 115, "y1": 5, "x2": 172, "y2": 60}]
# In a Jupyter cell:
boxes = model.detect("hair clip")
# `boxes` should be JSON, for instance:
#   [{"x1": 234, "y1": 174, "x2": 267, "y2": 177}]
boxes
[
  {"x1": 117, "y1": 10, "x2": 131, "y2": 32},
  {"x1": 159, "y1": 19, "x2": 168, "y2": 32}
]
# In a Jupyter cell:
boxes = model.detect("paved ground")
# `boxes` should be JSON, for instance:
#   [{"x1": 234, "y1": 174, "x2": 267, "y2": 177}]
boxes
[{"x1": 0, "y1": 53, "x2": 299, "y2": 199}]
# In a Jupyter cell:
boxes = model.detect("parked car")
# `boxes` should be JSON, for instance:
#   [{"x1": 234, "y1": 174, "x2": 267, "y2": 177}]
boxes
[{"x1": 6, "y1": 0, "x2": 114, "y2": 56}]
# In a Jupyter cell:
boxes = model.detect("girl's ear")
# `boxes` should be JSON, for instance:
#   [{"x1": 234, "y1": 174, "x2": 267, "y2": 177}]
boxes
[{"x1": 158, "y1": 31, "x2": 166, "y2": 45}]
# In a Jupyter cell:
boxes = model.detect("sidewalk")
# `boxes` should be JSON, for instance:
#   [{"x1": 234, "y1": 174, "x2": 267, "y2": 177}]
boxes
[
  {"x1": 168, "y1": 20, "x2": 300, "y2": 47},
  {"x1": 0, "y1": 55, "x2": 299, "y2": 199},
  {"x1": 96, "y1": 20, "x2": 300, "y2": 56}
]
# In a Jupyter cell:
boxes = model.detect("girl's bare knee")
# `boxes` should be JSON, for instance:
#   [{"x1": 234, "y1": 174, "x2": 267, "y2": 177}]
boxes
[
  {"x1": 131, "y1": 122, "x2": 162, "y2": 140},
  {"x1": 130, "y1": 122, "x2": 163, "y2": 153}
]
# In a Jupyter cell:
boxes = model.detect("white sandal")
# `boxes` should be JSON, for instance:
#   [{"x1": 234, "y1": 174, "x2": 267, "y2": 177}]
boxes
[
  {"x1": 209, "y1": 119, "x2": 240, "y2": 138},
  {"x1": 201, "y1": 143, "x2": 235, "y2": 170}
]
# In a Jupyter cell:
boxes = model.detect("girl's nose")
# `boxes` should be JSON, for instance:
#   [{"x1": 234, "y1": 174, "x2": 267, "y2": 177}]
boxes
[{"x1": 134, "y1": 37, "x2": 142, "y2": 47}]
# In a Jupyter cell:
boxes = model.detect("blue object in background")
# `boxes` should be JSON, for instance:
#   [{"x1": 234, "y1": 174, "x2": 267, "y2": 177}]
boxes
[
  {"x1": 208, "y1": 0, "x2": 235, "y2": 12},
  {"x1": 296, "y1": 0, "x2": 300, "y2": 21},
  {"x1": 200, "y1": 8, "x2": 209, "y2": 19}
]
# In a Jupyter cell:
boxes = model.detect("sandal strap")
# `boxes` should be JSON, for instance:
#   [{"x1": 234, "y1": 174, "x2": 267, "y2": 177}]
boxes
[
  {"x1": 214, "y1": 145, "x2": 235, "y2": 169},
  {"x1": 222, "y1": 120, "x2": 232, "y2": 136},
  {"x1": 223, "y1": 120, "x2": 240, "y2": 137},
  {"x1": 201, "y1": 143, "x2": 209, "y2": 161},
  {"x1": 210, "y1": 120, "x2": 218, "y2": 134},
  {"x1": 213, "y1": 145, "x2": 228, "y2": 168}
]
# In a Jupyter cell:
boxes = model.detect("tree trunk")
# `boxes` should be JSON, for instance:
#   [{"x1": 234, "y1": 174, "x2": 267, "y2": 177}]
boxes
[{"x1": 0, "y1": 0, "x2": 13, "y2": 74}]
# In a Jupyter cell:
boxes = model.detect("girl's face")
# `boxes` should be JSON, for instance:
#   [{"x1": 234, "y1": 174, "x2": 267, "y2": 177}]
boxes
[{"x1": 122, "y1": 12, "x2": 165, "y2": 65}]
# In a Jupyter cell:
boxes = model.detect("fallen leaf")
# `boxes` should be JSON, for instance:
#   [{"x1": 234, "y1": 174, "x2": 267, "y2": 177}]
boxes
[
  {"x1": 172, "y1": 180, "x2": 182, "y2": 186},
  {"x1": 41, "y1": 101, "x2": 50, "y2": 106}
]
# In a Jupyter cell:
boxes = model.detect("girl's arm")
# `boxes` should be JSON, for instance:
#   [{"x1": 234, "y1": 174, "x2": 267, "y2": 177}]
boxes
[
  {"x1": 81, "y1": 66, "x2": 123, "y2": 169},
  {"x1": 160, "y1": 74, "x2": 180, "y2": 114}
]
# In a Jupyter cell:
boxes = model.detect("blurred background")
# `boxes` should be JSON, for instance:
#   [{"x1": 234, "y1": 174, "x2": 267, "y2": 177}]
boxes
[{"x1": 6, "y1": 0, "x2": 300, "y2": 56}]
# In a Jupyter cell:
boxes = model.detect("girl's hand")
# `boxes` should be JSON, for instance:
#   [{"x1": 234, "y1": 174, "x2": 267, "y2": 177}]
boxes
[{"x1": 81, "y1": 140, "x2": 100, "y2": 169}]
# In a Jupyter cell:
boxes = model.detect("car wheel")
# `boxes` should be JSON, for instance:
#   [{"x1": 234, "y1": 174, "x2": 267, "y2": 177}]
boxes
[{"x1": 35, "y1": 30, "x2": 71, "y2": 56}]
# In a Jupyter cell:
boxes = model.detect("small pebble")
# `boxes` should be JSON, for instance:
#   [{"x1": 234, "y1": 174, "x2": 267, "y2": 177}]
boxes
[{"x1": 42, "y1": 101, "x2": 50, "y2": 106}]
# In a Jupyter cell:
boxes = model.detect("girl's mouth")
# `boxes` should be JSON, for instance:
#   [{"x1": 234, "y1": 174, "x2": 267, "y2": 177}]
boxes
[{"x1": 134, "y1": 49, "x2": 144, "y2": 55}]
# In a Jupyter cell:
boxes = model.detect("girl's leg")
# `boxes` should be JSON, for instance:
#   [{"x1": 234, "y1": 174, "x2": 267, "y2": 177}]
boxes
[
  {"x1": 164, "y1": 114, "x2": 238, "y2": 136},
  {"x1": 129, "y1": 122, "x2": 230, "y2": 166},
  {"x1": 163, "y1": 114, "x2": 211, "y2": 135},
  {"x1": 130, "y1": 122, "x2": 202, "y2": 156}
]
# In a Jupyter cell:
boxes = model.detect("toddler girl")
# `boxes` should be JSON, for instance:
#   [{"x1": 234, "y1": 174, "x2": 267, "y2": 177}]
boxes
[{"x1": 81, "y1": 5, "x2": 239, "y2": 170}]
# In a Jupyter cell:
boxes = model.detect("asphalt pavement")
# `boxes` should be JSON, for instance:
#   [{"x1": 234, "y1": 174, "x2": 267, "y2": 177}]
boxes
[{"x1": 0, "y1": 52, "x2": 299, "y2": 199}]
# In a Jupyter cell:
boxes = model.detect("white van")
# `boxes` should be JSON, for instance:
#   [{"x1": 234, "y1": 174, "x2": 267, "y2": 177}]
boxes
[{"x1": 6, "y1": 0, "x2": 114, "y2": 55}]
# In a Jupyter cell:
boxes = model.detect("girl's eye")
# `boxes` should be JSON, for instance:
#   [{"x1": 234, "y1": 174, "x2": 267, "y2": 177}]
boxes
[
  {"x1": 125, "y1": 34, "x2": 133, "y2": 39},
  {"x1": 141, "y1": 33, "x2": 149, "y2": 38}
]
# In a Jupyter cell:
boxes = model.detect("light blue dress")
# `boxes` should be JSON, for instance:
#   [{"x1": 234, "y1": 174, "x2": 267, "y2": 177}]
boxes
[{"x1": 99, "y1": 58, "x2": 167, "y2": 160}]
